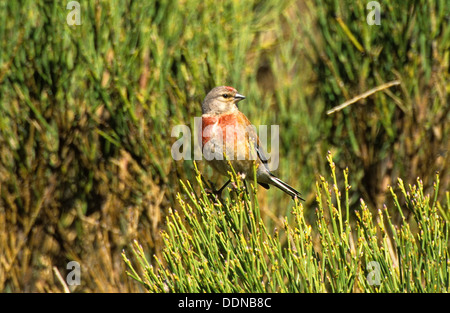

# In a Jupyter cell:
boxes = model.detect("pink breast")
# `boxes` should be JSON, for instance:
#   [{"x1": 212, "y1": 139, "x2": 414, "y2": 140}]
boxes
[{"x1": 202, "y1": 114, "x2": 240, "y2": 146}]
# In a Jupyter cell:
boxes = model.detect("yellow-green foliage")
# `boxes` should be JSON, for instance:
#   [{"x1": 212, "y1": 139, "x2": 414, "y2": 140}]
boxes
[{"x1": 124, "y1": 155, "x2": 450, "y2": 292}]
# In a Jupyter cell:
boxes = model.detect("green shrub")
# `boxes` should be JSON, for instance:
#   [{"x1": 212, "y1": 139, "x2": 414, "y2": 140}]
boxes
[
  {"x1": 124, "y1": 154, "x2": 450, "y2": 292},
  {"x1": 0, "y1": 0, "x2": 447, "y2": 292}
]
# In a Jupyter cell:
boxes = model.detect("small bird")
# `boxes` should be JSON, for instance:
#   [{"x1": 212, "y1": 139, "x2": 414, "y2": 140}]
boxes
[{"x1": 201, "y1": 86, "x2": 303, "y2": 200}]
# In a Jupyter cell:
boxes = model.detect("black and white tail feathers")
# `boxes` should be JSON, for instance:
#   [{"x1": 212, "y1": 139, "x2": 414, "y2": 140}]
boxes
[{"x1": 266, "y1": 174, "x2": 304, "y2": 201}]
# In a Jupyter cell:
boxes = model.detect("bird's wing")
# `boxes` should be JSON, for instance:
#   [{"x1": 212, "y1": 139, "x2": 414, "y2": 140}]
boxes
[{"x1": 236, "y1": 112, "x2": 270, "y2": 169}]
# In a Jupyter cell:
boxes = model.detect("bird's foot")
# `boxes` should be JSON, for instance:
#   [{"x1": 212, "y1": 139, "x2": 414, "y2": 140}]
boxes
[{"x1": 201, "y1": 176, "x2": 229, "y2": 202}]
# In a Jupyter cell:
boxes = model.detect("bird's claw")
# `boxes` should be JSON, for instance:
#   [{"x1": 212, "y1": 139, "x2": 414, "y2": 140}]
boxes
[{"x1": 201, "y1": 176, "x2": 225, "y2": 201}]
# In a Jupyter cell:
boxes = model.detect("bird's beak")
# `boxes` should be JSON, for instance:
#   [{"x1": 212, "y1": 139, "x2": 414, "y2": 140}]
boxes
[{"x1": 234, "y1": 93, "x2": 246, "y2": 102}]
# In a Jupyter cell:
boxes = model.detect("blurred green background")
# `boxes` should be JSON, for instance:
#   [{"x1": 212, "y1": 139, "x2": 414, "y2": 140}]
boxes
[{"x1": 0, "y1": 0, "x2": 448, "y2": 292}]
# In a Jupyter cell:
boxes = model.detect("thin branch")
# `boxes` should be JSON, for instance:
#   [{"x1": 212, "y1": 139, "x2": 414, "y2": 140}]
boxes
[
  {"x1": 53, "y1": 266, "x2": 71, "y2": 293},
  {"x1": 326, "y1": 80, "x2": 401, "y2": 115}
]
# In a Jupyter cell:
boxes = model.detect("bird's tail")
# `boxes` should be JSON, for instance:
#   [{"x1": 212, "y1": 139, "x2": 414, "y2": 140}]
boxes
[{"x1": 269, "y1": 175, "x2": 304, "y2": 201}]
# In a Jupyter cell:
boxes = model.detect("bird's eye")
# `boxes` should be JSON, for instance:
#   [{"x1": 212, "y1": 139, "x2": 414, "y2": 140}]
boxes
[{"x1": 222, "y1": 94, "x2": 229, "y2": 98}]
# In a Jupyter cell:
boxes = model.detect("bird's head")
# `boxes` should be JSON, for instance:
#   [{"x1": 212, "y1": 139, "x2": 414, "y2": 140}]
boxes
[{"x1": 202, "y1": 86, "x2": 246, "y2": 114}]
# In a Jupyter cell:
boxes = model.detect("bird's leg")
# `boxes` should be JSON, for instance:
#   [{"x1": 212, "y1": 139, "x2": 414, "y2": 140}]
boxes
[
  {"x1": 200, "y1": 175, "x2": 213, "y2": 192},
  {"x1": 201, "y1": 175, "x2": 230, "y2": 201},
  {"x1": 216, "y1": 179, "x2": 231, "y2": 195}
]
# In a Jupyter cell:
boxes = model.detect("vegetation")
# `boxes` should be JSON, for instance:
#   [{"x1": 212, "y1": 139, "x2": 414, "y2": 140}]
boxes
[
  {"x1": 124, "y1": 155, "x2": 450, "y2": 292},
  {"x1": 0, "y1": 0, "x2": 448, "y2": 292}
]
